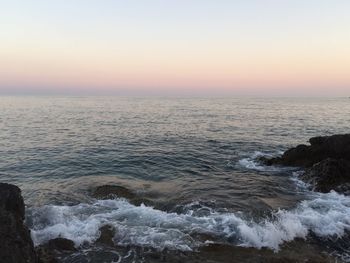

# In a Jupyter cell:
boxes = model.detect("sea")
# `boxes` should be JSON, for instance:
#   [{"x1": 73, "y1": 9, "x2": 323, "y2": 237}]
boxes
[{"x1": 0, "y1": 96, "x2": 349, "y2": 262}]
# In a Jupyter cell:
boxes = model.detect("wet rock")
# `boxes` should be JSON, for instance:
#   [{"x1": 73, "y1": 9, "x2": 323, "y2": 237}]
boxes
[
  {"x1": 36, "y1": 238, "x2": 76, "y2": 263},
  {"x1": 92, "y1": 185, "x2": 136, "y2": 200},
  {"x1": 46, "y1": 238, "x2": 77, "y2": 251},
  {"x1": 0, "y1": 183, "x2": 37, "y2": 263},
  {"x1": 36, "y1": 246, "x2": 58, "y2": 263},
  {"x1": 96, "y1": 225, "x2": 116, "y2": 247},
  {"x1": 277, "y1": 144, "x2": 312, "y2": 167},
  {"x1": 195, "y1": 242, "x2": 337, "y2": 263},
  {"x1": 138, "y1": 242, "x2": 338, "y2": 263},
  {"x1": 260, "y1": 134, "x2": 350, "y2": 194},
  {"x1": 300, "y1": 158, "x2": 350, "y2": 193},
  {"x1": 91, "y1": 185, "x2": 153, "y2": 206},
  {"x1": 264, "y1": 134, "x2": 350, "y2": 168},
  {"x1": 257, "y1": 156, "x2": 275, "y2": 166},
  {"x1": 0, "y1": 183, "x2": 25, "y2": 218}
]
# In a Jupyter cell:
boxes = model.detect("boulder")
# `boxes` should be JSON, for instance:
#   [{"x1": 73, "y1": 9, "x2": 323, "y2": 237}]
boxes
[
  {"x1": 0, "y1": 183, "x2": 37, "y2": 263},
  {"x1": 96, "y1": 225, "x2": 116, "y2": 247},
  {"x1": 36, "y1": 246, "x2": 58, "y2": 263},
  {"x1": 46, "y1": 238, "x2": 76, "y2": 251},
  {"x1": 300, "y1": 158, "x2": 350, "y2": 193},
  {"x1": 35, "y1": 238, "x2": 75, "y2": 263}
]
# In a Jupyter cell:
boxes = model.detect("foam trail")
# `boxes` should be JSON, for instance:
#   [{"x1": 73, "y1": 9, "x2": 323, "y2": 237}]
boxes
[{"x1": 28, "y1": 191, "x2": 350, "y2": 252}]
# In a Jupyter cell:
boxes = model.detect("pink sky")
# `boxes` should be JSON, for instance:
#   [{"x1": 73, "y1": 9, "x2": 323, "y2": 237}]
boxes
[{"x1": 1, "y1": 1, "x2": 349, "y2": 96}]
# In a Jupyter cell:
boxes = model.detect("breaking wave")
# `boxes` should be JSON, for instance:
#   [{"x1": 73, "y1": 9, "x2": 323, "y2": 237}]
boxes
[
  {"x1": 28, "y1": 191, "x2": 350, "y2": 252},
  {"x1": 237, "y1": 151, "x2": 289, "y2": 172}
]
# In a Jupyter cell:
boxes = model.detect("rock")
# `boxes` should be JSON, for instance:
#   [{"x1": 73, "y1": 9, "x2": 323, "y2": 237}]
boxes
[
  {"x1": 92, "y1": 185, "x2": 136, "y2": 200},
  {"x1": 278, "y1": 144, "x2": 312, "y2": 167},
  {"x1": 260, "y1": 134, "x2": 350, "y2": 194},
  {"x1": 0, "y1": 183, "x2": 37, "y2": 263},
  {"x1": 257, "y1": 156, "x2": 275, "y2": 166},
  {"x1": 264, "y1": 134, "x2": 350, "y2": 168},
  {"x1": 300, "y1": 158, "x2": 350, "y2": 193},
  {"x1": 195, "y1": 242, "x2": 337, "y2": 263},
  {"x1": 96, "y1": 225, "x2": 116, "y2": 247},
  {"x1": 36, "y1": 246, "x2": 58, "y2": 263},
  {"x1": 35, "y1": 238, "x2": 76, "y2": 263},
  {"x1": 0, "y1": 183, "x2": 25, "y2": 219},
  {"x1": 91, "y1": 185, "x2": 152, "y2": 206},
  {"x1": 139, "y1": 241, "x2": 337, "y2": 263},
  {"x1": 46, "y1": 238, "x2": 76, "y2": 251}
]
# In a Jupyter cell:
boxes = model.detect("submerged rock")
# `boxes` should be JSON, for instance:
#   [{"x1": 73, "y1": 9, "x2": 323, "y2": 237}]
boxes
[
  {"x1": 0, "y1": 183, "x2": 37, "y2": 263},
  {"x1": 300, "y1": 158, "x2": 350, "y2": 193},
  {"x1": 264, "y1": 134, "x2": 350, "y2": 168},
  {"x1": 96, "y1": 225, "x2": 116, "y2": 247},
  {"x1": 92, "y1": 185, "x2": 152, "y2": 206},
  {"x1": 92, "y1": 185, "x2": 136, "y2": 200}
]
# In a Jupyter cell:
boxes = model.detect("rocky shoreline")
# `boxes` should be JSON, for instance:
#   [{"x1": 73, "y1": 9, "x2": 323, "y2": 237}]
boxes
[
  {"x1": 0, "y1": 183, "x2": 339, "y2": 263},
  {"x1": 261, "y1": 134, "x2": 350, "y2": 193},
  {"x1": 0, "y1": 183, "x2": 37, "y2": 263},
  {"x1": 1, "y1": 134, "x2": 349, "y2": 262}
]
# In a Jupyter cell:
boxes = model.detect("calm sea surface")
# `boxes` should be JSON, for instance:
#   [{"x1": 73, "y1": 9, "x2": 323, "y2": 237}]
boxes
[{"x1": 1, "y1": 97, "x2": 350, "y2": 262}]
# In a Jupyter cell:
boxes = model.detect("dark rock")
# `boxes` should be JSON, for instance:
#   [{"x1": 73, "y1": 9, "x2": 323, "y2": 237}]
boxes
[
  {"x1": 309, "y1": 136, "x2": 327, "y2": 146},
  {"x1": 257, "y1": 156, "x2": 275, "y2": 166},
  {"x1": 46, "y1": 238, "x2": 76, "y2": 251},
  {"x1": 92, "y1": 185, "x2": 136, "y2": 200},
  {"x1": 260, "y1": 134, "x2": 350, "y2": 194},
  {"x1": 195, "y1": 242, "x2": 337, "y2": 263},
  {"x1": 96, "y1": 225, "x2": 116, "y2": 246},
  {"x1": 0, "y1": 183, "x2": 37, "y2": 263},
  {"x1": 36, "y1": 238, "x2": 75, "y2": 263},
  {"x1": 279, "y1": 144, "x2": 311, "y2": 167},
  {"x1": 139, "y1": 241, "x2": 337, "y2": 263},
  {"x1": 36, "y1": 246, "x2": 58, "y2": 263},
  {"x1": 300, "y1": 158, "x2": 350, "y2": 193},
  {"x1": 265, "y1": 134, "x2": 350, "y2": 168},
  {"x1": 0, "y1": 183, "x2": 25, "y2": 219}
]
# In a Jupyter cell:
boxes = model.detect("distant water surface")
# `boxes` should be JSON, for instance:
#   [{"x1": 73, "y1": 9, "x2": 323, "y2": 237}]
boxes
[{"x1": 0, "y1": 97, "x2": 349, "y2": 262}]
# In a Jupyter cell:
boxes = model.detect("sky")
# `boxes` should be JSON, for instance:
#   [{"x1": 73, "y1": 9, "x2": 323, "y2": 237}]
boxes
[{"x1": 0, "y1": 0, "x2": 349, "y2": 96}]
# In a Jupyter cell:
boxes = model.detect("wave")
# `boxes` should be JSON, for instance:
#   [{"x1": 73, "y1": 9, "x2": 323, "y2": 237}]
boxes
[
  {"x1": 237, "y1": 151, "x2": 289, "y2": 172},
  {"x1": 28, "y1": 190, "x2": 350, "y2": 252}
]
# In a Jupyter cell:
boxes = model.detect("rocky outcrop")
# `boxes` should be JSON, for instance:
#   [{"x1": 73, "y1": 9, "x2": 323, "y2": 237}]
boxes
[
  {"x1": 261, "y1": 134, "x2": 350, "y2": 194},
  {"x1": 264, "y1": 134, "x2": 350, "y2": 168},
  {"x1": 300, "y1": 158, "x2": 350, "y2": 193},
  {"x1": 0, "y1": 183, "x2": 37, "y2": 263},
  {"x1": 0, "y1": 183, "x2": 76, "y2": 263}
]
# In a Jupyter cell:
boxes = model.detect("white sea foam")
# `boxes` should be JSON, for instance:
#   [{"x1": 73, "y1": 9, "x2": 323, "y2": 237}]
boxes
[
  {"x1": 29, "y1": 191, "x2": 350, "y2": 252},
  {"x1": 238, "y1": 151, "x2": 290, "y2": 172}
]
